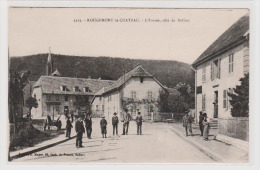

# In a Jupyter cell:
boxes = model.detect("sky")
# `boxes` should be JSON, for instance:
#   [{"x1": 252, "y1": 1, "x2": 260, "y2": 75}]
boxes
[{"x1": 9, "y1": 8, "x2": 249, "y2": 64}]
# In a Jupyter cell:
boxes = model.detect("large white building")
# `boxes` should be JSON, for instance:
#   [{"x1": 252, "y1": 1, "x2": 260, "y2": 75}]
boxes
[
  {"x1": 192, "y1": 14, "x2": 249, "y2": 122},
  {"x1": 91, "y1": 65, "x2": 166, "y2": 120}
]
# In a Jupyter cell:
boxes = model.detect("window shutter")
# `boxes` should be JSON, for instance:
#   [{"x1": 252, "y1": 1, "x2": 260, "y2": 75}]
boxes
[
  {"x1": 223, "y1": 90, "x2": 226, "y2": 108},
  {"x1": 218, "y1": 59, "x2": 221, "y2": 79},
  {"x1": 210, "y1": 62, "x2": 213, "y2": 80}
]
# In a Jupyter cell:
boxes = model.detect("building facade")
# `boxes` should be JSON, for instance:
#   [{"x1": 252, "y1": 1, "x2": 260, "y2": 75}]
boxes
[
  {"x1": 92, "y1": 65, "x2": 166, "y2": 120},
  {"x1": 192, "y1": 14, "x2": 249, "y2": 122}
]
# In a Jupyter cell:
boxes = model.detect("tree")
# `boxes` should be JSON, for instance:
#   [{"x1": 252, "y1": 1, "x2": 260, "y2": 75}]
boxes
[
  {"x1": 175, "y1": 82, "x2": 195, "y2": 108},
  {"x1": 25, "y1": 97, "x2": 38, "y2": 120},
  {"x1": 9, "y1": 70, "x2": 31, "y2": 123},
  {"x1": 168, "y1": 94, "x2": 189, "y2": 113},
  {"x1": 228, "y1": 73, "x2": 249, "y2": 117},
  {"x1": 158, "y1": 89, "x2": 170, "y2": 112}
]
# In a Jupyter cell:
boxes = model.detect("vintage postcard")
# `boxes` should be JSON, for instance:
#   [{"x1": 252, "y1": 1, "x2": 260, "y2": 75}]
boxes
[{"x1": 7, "y1": 7, "x2": 250, "y2": 163}]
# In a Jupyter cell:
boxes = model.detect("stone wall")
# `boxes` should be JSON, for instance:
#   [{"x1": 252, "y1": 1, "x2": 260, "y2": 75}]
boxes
[{"x1": 218, "y1": 117, "x2": 249, "y2": 141}]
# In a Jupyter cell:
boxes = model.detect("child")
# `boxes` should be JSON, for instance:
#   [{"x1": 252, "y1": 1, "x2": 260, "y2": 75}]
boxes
[{"x1": 100, "y1": 116, "x2": 107, "y2": 138}]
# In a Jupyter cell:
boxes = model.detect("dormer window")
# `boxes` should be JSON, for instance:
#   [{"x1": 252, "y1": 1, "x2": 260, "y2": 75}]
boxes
[
  {"x1": 74, "y1": 86, "x2": 81, "y2": 92},
  {"x1": 84, "y1": 87, "x2": 89, "y2": 92},
  {"x1": 60, "y1": 85, "x2": 69, "y2": 92}
]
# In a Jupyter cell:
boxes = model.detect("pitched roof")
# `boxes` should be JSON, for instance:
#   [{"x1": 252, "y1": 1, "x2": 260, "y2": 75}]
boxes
[
  {"x1": 192, "y1": 14, "x2": 249, "y2": 67},
  {"x1": 33, "y1": 76, "x2": 115, "y2": 95},
  {"x1": 102, "y1": 65, "x2": 164, "y2": 94}
]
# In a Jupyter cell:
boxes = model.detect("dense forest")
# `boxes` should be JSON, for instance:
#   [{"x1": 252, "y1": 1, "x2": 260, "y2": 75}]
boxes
[{"x1": 9, "y1": 54, "x2": 195, "y2": 88}]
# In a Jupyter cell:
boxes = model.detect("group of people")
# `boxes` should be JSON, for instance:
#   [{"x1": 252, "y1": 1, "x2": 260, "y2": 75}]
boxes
[
  {"x1": 199, "y1": 111, "x2": 210, "y2": 141},
  {"x1": 65, "y1": 109, "x2": 143, "y2": 148},
  {"x1": 182, "y1": 111, "x2": 210, "y2": 141}
]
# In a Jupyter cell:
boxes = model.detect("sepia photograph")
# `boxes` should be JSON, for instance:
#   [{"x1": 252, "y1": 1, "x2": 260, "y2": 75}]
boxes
[{"x1": 7, "y1": 7, "x2": 250, "y2": 163}]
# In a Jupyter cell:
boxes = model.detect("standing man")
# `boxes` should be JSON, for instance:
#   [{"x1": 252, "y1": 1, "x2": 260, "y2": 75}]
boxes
[
  {"x1": 199, "y1": 111, "x2": 204, "y2": 136},
  {"x1": 44, "y1": 114, "x2": 52, "y2": 131},
  {"x1": 66, "y1": 116, "x2": 73, "y2": 138},
  {"x1": 136, "y1": 112, "x2": 143, "y2": 135},
  {"x1": 100, "y1": 116, "x2": 107, "y2": 138},
  {"x1": 75, "y1": 117, "x2": 85, "y2": 148},
  {"x1": 122, "y1": 109, "x2": 132, "y2": 135},
  {"x1": 112, "y1": 112, "x2": 119, "y2": 136},
  {"x1": 84, "y1": 114, "x2": 92, "y2": 139},
  {"x1": 182, "y1": 111, "x2": 194, "y2": 137}
]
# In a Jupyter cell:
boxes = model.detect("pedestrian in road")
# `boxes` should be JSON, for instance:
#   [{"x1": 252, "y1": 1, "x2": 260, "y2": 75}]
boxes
[
  {"x1": 136, "y1": 112, "x2": 143, "y2": 135},
  {"x1": 84, "y1": 113, "x2": 92, "y2": 139},
  {"x1": 75, "y1": 117, "x2": 85, "y2": 148},
  {"x1": 112, "y1": 112, "x2": 119, "y2": 136},
  {"x1": 122, "y1": 109, "x2": 132, "y2": 135},
  {"x1": 66, "y1": 116, "x2": 73, "y2": 138},
  {"x1": 100, "y1": 116, "x2": 107, "y2": 138},
  {"x1": 202, "y1": 113, "x2": 210, "y2": 141},
  {"x1": 44, "y1": 114, "x2": 52, "y2": 131},
  {"x1": 199, "y1": 111, "x2": 204, "y2": 136},
  {"x1": 182, "y1": 111, "x2": 193, "y2": 137}
]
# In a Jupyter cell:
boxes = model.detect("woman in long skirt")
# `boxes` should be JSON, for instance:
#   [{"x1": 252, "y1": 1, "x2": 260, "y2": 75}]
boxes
[{"x1": 202, "y1": 113, "x2": 210, "y2": 141}]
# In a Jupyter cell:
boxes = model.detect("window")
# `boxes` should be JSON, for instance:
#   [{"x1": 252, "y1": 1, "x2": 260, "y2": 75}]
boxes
[
  {"x1": 96, "y1": 105, "x2": 99, "y2": 111},
  {"x1": 202, "y1": 66, "x2": 206, "y2": 83},
  {"x1": 84, "y1": 87, "x2": 89, "y2": 92},
  {"x1": 74, "y1": 86, "x2": 81, "y2": 92},
  {"x1": 34, "y1": 94, "x2": 36, "y2": 99},
  {"x1": 102, "y1": 105, "x2": 104, "y2": 111},
  {"x1": 46, "y1": 95, "x2": 51, "y2": 101},
  {"x1": 229, "y1": 54, "x2": 234, "y2": 73},
  {"x1": 211, "y1": 59, "x2": 221, "y2": 80},
  {"x1": 147, "y1": 91, "x2": 153, "y2": 99},
  {"x1": 61, "y1": 86, "x2": 69, "y2": 92},
  {"x1": 131, "y1": 91, "x2": 137, "y2": 99},
  {"x1": 140, "y1": 77, "x2": 144, "y2": 83},
  {"x1": 202, "y1": 94, "x2": 206, "y2": 111},
  {"x1": 55, "y1": 95, "x2": 59, "y2": 101},
  {"x1": 47, "y1": 105, "x2": 51, "y2": 112},
  {"x1": 147, "y1": 105, "x2": 153, "y2": 113},
  {"x1": 55, "y1": 105, "x2": 59, "y2": 112},
  {"x1": 65, "y1": 95, "x2": 69, "y2": 101},
  {"x1": 223, "y1": 90, "x2": 228, "y2": 109}
]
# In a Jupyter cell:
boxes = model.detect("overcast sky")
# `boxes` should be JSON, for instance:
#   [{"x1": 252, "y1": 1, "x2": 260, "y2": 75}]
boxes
[{"x1": 9, "y1": 8, "x2": 249, "y2": 64}]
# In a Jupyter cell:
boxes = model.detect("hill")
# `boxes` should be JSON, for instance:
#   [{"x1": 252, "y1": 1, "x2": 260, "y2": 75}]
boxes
[{"x1": 9, "y1": 54, "x2": 195, "y2": 88}]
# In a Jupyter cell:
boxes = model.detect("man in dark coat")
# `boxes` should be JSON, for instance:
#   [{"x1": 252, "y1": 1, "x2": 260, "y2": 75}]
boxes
[
  {"x1": 182, "y1": 111, "x2": 193, "y2": 137},
  {"x1": 100, "y1": 116, "x2": 107, "y2": 138},
  {"x1": 84, "y1": 114, "x2": 92, "y2": 139},
  {"x1": 199, "y1": 111, "x2": 204, "y2": 136},
  {"x1": 66, "y1": 117, "x2": 73, "y2": 138},
  {"x1": 122, "y1": 109, "x2": 132, "y2": 135},
  {"x1": 75, "y1": 117, "x2": 85, "y2": 148},
  {"x1": 136, "y1": 112, "x2": 143, "y2": 135},
  {"x1": 112, "y1": 112, "x2": 119, "y2": 136}
]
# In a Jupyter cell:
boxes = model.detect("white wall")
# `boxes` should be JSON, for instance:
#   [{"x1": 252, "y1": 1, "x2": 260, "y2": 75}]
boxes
[{"x1": 196, "y1": 42, "x2": 249, "y2": 120}]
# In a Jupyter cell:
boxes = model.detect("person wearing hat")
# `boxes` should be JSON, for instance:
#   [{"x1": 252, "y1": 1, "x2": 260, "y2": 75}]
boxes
[
  {"x1": 199, "y1": 111, "x2": 204, "y2": 136},
  {"x1": 182, "y1": 110, "x2": 194, "y2": 137},
  {"x1": 84, "y1": 113, "x2": 92, "y2": 139},
  {"x1": 136, "y1": 112, "x2": 143, "y2": 135},
  {"x1": 202, "y1": 113, "x2": 210, "y2": 141},
  {"x1": 100, "y1": 116, "x2": 107, "y2": 138},
  {"x1": 75, "y1": 117, "x2": 85, "y2": 148},
  {"x1": 122, "y1": 109, "x2": 132, "y2": 135},
  {"x1": 66, "y1": 116, "x2": 73, "y2": 138},
  {"x1": 112, "y1": 112, "x2": 119, "y2": 136}
]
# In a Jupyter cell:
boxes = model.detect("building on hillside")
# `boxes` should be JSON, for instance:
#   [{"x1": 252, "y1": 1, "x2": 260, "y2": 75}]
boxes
[
  {"x1": 192, "y1": 14, "x2": 249, "y2": 124},
  {"x1": 91, "y1": 65, "x2": 166, "y2": 120},
  {"x1": 31, "y1": 50, "x2": 115, "y2": 120}
]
